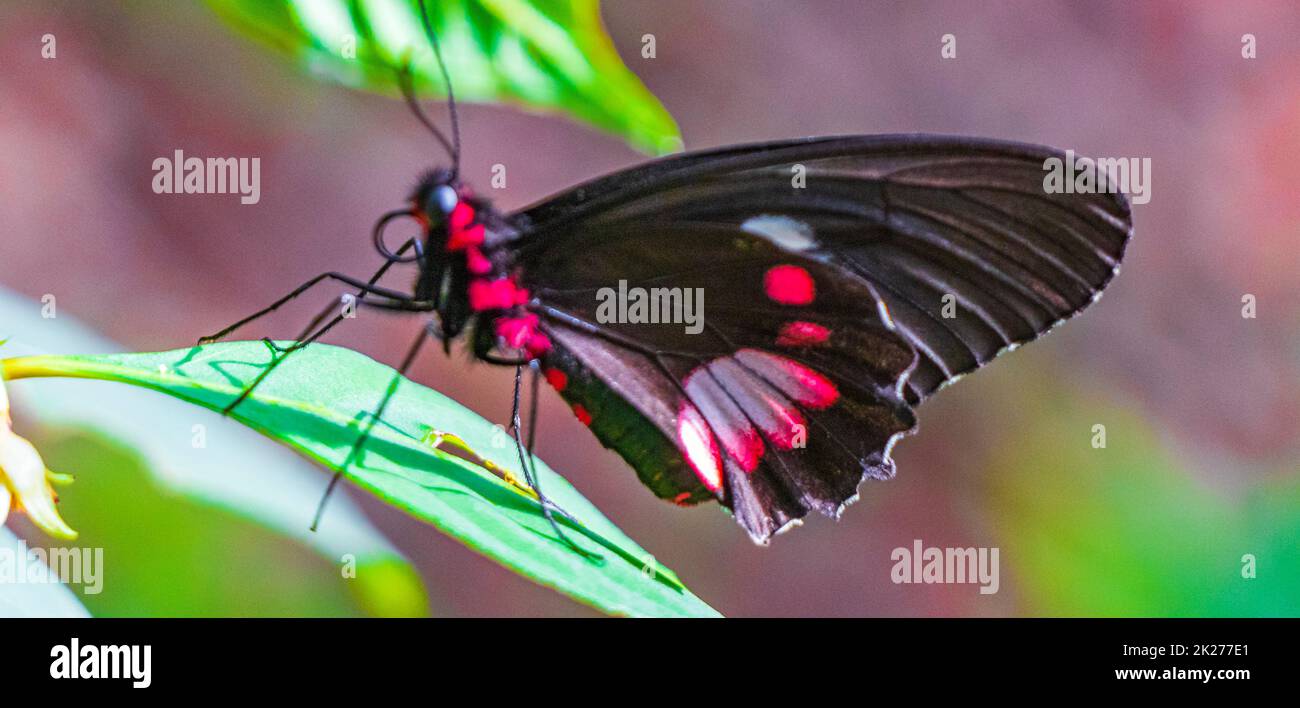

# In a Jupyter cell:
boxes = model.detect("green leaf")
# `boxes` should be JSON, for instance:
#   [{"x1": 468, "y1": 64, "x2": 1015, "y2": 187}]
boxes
[
  {"x1": 205, "y1": 0, "x2": 682, "y2": 154},
  {"x1": 2, "y1": 342, "x2": 719, "y2": 617},
  {"x1": 0, "y1": 286, "x2": 427, "y2": 617}
]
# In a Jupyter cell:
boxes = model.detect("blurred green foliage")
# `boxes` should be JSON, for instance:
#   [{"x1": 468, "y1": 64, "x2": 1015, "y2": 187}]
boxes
[
  {"x1": 35, "y1": 429, "x2": 400, "y2": 616},
  {"x1": 985, "y1": 378, "x2": 1299, "y2": 617},
  {"x1": 207, "y1": 0, "x2": 682, "y2": 154}
]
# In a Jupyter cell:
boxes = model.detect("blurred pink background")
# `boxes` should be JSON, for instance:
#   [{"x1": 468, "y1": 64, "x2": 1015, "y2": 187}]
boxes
[{"x1": 2, "y1": 0, "x2": 1298, "y2": 616}]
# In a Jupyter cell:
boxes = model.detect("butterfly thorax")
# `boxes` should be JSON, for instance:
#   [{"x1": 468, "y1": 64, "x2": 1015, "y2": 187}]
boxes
[{"x1": 409, "y1": 170, "x2": 542, "y2": 360}]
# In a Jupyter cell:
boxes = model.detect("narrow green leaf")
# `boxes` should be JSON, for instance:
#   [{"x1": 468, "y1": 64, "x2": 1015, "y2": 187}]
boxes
[
  {"x1": 2, "y1": 343, "x2": 719, "y2": 617},
  {"x1": 205, "y1": 0, "x2": 682, "y2": 154}
]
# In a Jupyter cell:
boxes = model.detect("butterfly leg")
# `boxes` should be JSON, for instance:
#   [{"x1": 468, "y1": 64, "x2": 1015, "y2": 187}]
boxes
[
  {"x1": 199, "y1": 237, "x2": 420, "y2": 345},
  {"x1": 199, "y1": 273, "x2": 416, "y2": 345},
  {"x1": 509, "y1": 364, "x2": 603, "y2": 563},
  {"x1": 310, "y1": 322, "x2": 431, "y2": 531},
  {"x1": 213, "y1": 241, "x2": 427, "y2": 414}
]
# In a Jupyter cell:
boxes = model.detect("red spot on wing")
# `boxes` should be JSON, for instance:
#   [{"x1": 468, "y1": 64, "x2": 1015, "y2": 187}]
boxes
[
  {"x1": 543, "y1": 368, "x2": 568, "y2": 392},
  {"x1": 677, "y1": 404, "x2": 723, "y2": 492},
  {"x1": 776, "y1": 321, "x2": 831, "y2": 347},
  {"x1": 763, "y1": 265, "x2": 816, "y2": 305},
  {"x1": 571, "y1": 404, "x2": 593, "y2": 426},
  {"x1": 672, "y1": 492, "x2": 692, "y2": 506}
]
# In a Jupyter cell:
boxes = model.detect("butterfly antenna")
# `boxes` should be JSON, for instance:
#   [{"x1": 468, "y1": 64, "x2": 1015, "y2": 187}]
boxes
[
  {"x1": 416, "y1": 0, "x2": 461, "y2": 177},
  {"x1": 397, "y1": 66, "x2": 456, "y2": 162}
]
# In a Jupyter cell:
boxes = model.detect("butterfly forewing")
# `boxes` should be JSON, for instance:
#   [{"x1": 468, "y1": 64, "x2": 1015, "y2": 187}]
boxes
[{"x1": 516, "y1": 135, "x2": 1131, "y2": 402}]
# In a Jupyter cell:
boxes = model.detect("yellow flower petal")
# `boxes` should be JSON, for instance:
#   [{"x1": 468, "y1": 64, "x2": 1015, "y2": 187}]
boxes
[{"x1": 0, "y1": 377, "x2": 77, "y2": 540}]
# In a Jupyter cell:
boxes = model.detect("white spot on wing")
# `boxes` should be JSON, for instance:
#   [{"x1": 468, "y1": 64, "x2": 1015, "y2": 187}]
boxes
[{"x1": 740, "y1": 215, "x2": 818, "y2": 252}]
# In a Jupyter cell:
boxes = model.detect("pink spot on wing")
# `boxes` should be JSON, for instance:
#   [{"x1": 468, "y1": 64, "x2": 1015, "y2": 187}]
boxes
[
  {"x1": 677, "y1": 404, "x2": 723, "y2": 492},
  {"x1": 776, "y1": 321, "x2": 831, "y2": 347},
  {"x1": 763, "y1": 265, "x2": 816, "y2": 305},
  {"x1": 736, "y1": 349, "x2": 839, "y2": 409},
  {"x1": 684, "y1": 369, "x2": 763, "y2": 472},
  {"x1": 726, "y1": 429, "x2": 763, "y2": 472},
  {"x1": 746, "y1": 390, "x2": 806, "y2": 449},
  {"x1": 708, "y1": 358, "x2": 806, "y2": 450}
]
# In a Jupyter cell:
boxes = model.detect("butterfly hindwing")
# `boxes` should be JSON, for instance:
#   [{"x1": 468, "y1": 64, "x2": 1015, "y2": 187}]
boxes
[{"x1": 523, "y1": 223, "x2": 917, "y2": 542}]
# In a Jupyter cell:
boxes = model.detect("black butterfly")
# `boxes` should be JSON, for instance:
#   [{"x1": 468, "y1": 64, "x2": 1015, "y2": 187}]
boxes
[{"x1": 204, "y1": 8, "x2": 1131, "y2": 547}]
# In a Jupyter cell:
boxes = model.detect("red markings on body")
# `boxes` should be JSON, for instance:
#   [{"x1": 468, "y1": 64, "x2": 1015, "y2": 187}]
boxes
[
  {"x1": 446, "y1": 193, "x2": 553, "y2": 358},
  {"x1": 465, "y1": 247, "x2": 492, "y2": 274},
  {"x1": 493, "y1": 313, "x2": 551, "y2": 358},
  {"x1": 495, "y1": 314, "x2": 537, "y2": 349},
  {"x1": 776, "y1": 321, "x2": 831, "y2": 347},
  {"x1": 445, "y1": 202, "x2": 485, "y2": 251},
  {"x1": 469, "y1": 277, "x2": 528, "y2": 311},
  {"x1": 672, "y1": 492, "x2": 692, "y2": 506},
  {"x1": 763, "y1": 264, "x2": 816, "y2": 305}
]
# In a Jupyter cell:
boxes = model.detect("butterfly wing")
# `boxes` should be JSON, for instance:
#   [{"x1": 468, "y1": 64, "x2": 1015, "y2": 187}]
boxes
[
  {"x1": 523, "y1": 222, "x2": 918, "y2": 542},
  {"x1": 507, "y1": 135, "x2": 1132, "y2": 541},
  {"x1": 516, "y1": 135, "x2": 1132, "y2": 402}
]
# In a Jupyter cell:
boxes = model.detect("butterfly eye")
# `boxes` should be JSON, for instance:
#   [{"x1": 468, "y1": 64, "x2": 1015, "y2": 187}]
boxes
[{"x1": 433, "y1": 185, "x2": 459, "y2": 214}]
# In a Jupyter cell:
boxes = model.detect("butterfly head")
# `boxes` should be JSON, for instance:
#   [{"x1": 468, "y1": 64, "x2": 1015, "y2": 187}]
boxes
[{"x1": 410, "y1": 168, "x2": 460, "y2": 233}]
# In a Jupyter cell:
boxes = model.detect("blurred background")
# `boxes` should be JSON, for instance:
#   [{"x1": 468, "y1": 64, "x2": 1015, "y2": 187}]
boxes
[{"x1": 1, "y1": 0, "x2": 1298, "y2": 616}]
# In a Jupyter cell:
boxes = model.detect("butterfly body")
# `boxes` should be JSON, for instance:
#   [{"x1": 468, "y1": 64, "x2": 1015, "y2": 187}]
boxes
[{"x1": 380, "y1": 135, "x2": 1130, "y2": 544}]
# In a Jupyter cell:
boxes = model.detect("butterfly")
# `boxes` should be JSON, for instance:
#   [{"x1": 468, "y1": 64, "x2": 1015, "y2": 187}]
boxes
[{"x1": 204, "y1": 6, "x2": 1131, "y2": 546}]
